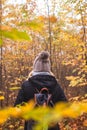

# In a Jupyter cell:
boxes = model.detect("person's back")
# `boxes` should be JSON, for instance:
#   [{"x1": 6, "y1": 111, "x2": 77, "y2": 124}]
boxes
[{"x1": 14, "y1": 51, "x2": 67, "y2": 130}]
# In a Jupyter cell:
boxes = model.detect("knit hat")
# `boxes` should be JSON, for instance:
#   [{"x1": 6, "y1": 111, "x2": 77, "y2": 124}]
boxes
[{"x1": 33, "y1": 51, "x2": 51, "y2": 72}]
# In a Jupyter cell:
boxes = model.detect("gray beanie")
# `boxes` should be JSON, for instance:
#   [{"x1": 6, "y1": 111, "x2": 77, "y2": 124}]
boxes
[{"x1": 33, "y1": 51, "x2": 51, "y2": 72}]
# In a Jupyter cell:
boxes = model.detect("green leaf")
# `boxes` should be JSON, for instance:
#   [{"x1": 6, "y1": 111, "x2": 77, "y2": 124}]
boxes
[
  {"x1": 0, "y1": 39, "x2": 3, "y2": 46},
  {"x1": 0, "y1": 29, "x2": 31, "y2": 41},
  {"x1": 9, "y1": 87, "x2": 20, "y2": 90}
]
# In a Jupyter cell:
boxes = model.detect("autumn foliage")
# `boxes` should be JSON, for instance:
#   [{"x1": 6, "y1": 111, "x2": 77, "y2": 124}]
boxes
[{"x1": 0, "y1": 0, "x2": 87, "y2": 129}]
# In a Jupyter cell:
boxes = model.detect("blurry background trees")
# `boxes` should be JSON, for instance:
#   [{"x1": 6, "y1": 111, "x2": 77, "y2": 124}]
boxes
[{"x1": 0, "y1": 0, "x2": 87, "y2": 129}]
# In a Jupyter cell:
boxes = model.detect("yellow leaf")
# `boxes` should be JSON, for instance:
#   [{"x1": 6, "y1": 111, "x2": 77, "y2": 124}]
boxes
[
  {"x1": 0, "y1": 96, "x2": 4, "y2": 100},
  {"x1": 0, "y1": 110, "x2": 8, "y2": 124},
  {"x1": 9, "y1": 107, "x2": 22, "y2": 117}
]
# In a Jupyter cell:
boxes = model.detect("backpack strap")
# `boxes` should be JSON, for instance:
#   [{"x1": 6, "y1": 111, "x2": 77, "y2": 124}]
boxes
[{"x1": 35, "y1": 87, "x2": 49, "y2": 94}]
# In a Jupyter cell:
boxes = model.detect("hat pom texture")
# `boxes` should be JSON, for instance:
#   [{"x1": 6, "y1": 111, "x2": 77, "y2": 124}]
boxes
[
  {"x1": 39, "y1": 51, "x2": 49, "y2": 60},
  {"x1": 33, "y1": 51, "x2": 51, "y2": 72}
]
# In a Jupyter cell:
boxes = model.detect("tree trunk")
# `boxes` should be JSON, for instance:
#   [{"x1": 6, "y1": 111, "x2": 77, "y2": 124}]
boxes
[{"x1": 0, "y1": 0, "x2": 3, "y2": 107}]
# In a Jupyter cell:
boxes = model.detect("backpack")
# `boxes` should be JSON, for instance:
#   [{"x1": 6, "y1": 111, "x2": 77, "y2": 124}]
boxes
[
  {"x1": 34, "y1": 87, "x2": 54, "y2": 107},
  {"x1": 27, "y1": 88, "x2": 54, "y2": 130}
]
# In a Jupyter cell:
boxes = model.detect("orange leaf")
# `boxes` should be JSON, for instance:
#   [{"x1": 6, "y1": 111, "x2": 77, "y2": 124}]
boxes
[{"x1": 83, "y1": 120, "x2": 87, "y2": 126}]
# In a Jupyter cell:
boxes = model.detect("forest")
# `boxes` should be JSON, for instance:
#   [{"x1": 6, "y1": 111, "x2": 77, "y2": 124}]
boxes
[{"x1": 0, "y1": 0, "x2": 87, "y2": 129}]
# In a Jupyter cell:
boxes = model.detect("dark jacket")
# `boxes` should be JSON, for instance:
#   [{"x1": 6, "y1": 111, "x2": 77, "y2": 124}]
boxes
[{"x1": 14, "y1": 75, "x2": 67, "y2": 130}]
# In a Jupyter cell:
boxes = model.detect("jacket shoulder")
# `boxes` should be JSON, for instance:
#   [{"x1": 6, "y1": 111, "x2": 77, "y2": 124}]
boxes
[{"x1": 22, "y1": 80, "x2": 30, "y2": 88}]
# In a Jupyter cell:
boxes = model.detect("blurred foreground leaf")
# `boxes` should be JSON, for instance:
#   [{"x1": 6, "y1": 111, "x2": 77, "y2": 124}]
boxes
[
  {"x1": 0, "y1": 102, "x2": 87, "y2": 129},
  {"x1": 0, "y1": 28, "x2": 31, "y2": 41}
]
